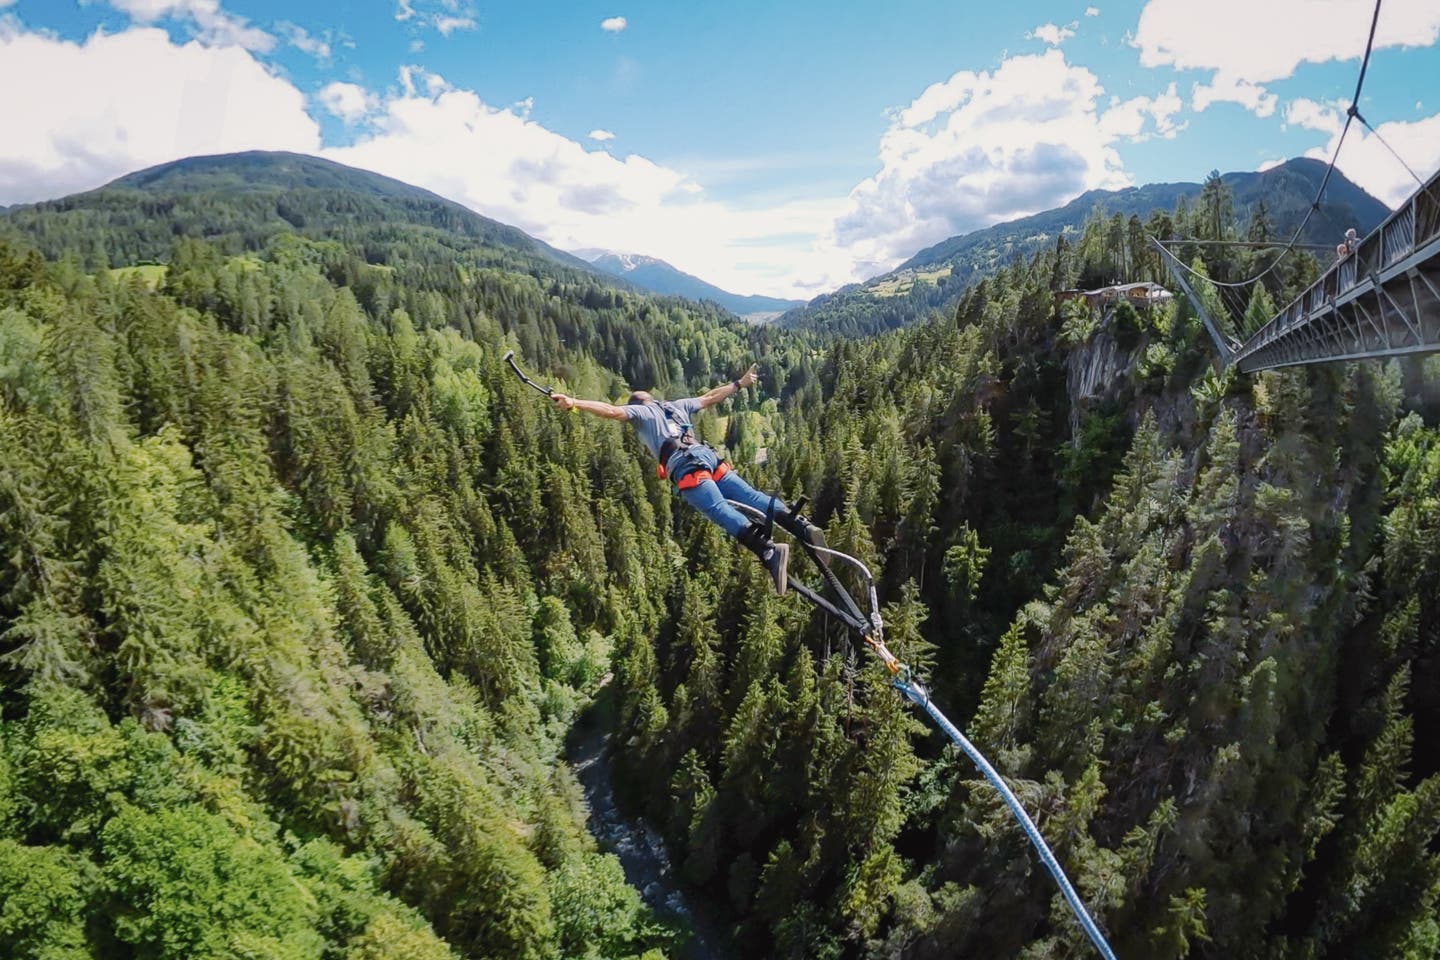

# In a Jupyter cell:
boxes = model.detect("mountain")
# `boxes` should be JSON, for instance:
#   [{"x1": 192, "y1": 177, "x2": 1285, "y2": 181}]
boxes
[
  {"x1": 588, "y1": 251, "x2": 804, "y2": 319},
  {"x1": 0, "y1": 150, "x2": 598, "y2": 276},
  {"x1": 0, "y1": 150, "x2": 752, "y2": 393},
  {"x1": 781, "y1": 157, "x2": 1391, "y2": 336}
]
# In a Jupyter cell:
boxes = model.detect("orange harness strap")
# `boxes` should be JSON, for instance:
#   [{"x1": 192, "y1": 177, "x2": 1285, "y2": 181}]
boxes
[
  {"x1": 675, "y1": 469, "x2": 712, "y2": 490},
  {"x1": 672, "y1": 460, "x2": 730, "y2": 490}
]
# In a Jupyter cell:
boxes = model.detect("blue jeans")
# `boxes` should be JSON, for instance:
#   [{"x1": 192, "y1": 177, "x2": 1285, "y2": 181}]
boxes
[{"x1": 674, "y1": 447, "x2": 787, "y2": 540}]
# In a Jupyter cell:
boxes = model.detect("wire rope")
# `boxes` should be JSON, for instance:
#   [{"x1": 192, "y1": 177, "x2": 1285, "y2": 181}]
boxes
[{"x1": 1158, "y1": 0, "x2": 1384, "y2": 292}]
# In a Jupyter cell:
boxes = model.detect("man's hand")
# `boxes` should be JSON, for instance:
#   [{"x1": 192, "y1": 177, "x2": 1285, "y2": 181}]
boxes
[
  {"x1": 552, "y1": 393, "x2": 575, "y2": 412},
  {"x1": 737, "y1": 364, "x2": 760, "y2": 389}
]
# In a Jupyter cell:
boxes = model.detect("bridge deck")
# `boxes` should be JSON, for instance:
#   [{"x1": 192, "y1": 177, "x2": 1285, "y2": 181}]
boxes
[{"x1": 1232, "y1": 169, "x2": 1440, "y2": 373}]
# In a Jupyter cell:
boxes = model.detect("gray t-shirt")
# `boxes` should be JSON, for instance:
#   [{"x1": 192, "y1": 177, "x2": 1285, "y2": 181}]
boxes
[{"x1": 625, "y1": 397, "x2": 703, "y2": 467}]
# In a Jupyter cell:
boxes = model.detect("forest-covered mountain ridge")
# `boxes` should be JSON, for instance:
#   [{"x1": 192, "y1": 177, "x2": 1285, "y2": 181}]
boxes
[
  {"x1": 0, "y1": 150, "x2": 601, "y2": 278},
  {"x1": 781, "y1": 157, "x2": 1390, "y2": 336},
  {"x1": 587, "y1": 252, "x2": 804, "y2": 320}
]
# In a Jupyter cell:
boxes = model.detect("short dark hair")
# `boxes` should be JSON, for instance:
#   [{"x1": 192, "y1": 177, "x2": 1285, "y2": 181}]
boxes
[{"x1": 627, "y1": 390, "x2": 652, "y2": 405}]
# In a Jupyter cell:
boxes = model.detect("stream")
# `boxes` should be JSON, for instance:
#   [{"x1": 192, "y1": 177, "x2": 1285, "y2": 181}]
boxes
[{"x1": 566, "y1": 683, "x2": 734, "y2": 960}]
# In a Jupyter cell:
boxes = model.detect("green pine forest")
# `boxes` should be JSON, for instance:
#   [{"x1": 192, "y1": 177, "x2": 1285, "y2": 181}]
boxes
[{"x1": 0, "y1": 156, "x2": 1437, "y2": 959}]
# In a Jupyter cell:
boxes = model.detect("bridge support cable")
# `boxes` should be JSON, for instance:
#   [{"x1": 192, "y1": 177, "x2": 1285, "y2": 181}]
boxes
[
  {"x1": 735, "y1": 499, "x2": 1120, "y2": 958},
  {"x1": 1151, "y1": 238, "x2": 1239, "y2": 363}
]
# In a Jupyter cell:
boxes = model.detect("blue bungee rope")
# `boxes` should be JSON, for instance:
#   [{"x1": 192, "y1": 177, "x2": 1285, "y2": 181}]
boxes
[{"x1": 893, "y1": 675, "x2": 1119, "y2": 960}]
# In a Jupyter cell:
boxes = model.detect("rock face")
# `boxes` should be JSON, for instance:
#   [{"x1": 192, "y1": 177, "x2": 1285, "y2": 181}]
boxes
[
  {"x1": 1061, "y1": 303, "x2": 1210, "y2": 467},
  {"x1": 1065, "y1": 318, "x2": 1140, "y2": 437}
]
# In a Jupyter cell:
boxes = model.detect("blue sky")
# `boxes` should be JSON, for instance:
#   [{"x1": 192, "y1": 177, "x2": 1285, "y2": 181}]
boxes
[{"x1": 2, "y1": 0, "x2": 1438, "y2": 297}]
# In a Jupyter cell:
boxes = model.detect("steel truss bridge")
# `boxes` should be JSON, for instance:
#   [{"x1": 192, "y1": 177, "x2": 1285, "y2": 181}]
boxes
[{"x1": 1157, "y1": 166, "x2": 1440, "y2": 374}]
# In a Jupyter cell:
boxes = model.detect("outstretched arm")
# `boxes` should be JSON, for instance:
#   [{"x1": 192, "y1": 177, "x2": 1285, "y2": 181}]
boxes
[
  {"x1": 552, "y1": 393, "x2": 630, "y2": 420},
  {"x1": 696, "y1": 363, "x2": 759, "y2": 410}
]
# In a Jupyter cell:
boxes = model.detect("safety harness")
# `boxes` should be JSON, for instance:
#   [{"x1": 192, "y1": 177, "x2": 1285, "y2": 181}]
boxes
[{"x1": 651, "y1": 401, "x2": 728, "y2": 490}]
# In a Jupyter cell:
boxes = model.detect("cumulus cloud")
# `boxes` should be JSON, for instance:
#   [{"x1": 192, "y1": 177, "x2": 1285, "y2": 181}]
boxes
[
  {"x1": 318, "y1": 82, "x2": 376, "y2": 123},
  {"x1": 833, "y1": 49, "x2": 1158, "y2": 274},
  {"x1": 0, "y1": 25, "x2": 318, "y2": 205},
  {"x1": 1135, "y1": 0, "x2": 1440, "y2": 82},
  {"x1": 325, "y1": 77, "x2": 691, "y2": 241},
  {"x1": 1294, "y1": 105, "x2": 1440, "y2": 206},
  {"x1": 1136, "y1": 0, "x2": 1440, "y2": 120},
  {"x1": 1100, "y1": 82, "x2": 1184, "y2": 140},
  {"x1": 276, "y1": 21, "x2": 330, "y2": 62},
  {"x1": 1028, "y1": 22, "x2": 1076, "y2": 46},
  {"x1": 1192, "y1": 74, "x2": 1277, "y2": 116},
  {"x1": 1283, "y1": 97, "x2": 1344, "y2": 135},
  {"x1": 1085, "y1": 6, "x2": 1100, "y2": 15},
  {"x1": 397, "y1": 64, "x2": 450, "y2": 98},
  {"x1": 601, "y1": 16, "x2": 627, "y2": 32},
  {"x1": 107, "y1": 0, "x2": 274, "y2": 51},
  {"x1": 321, "y1": 69, "x2": 853, "y2": 296},
  {"x1": 588, "y1": 129, "x2": 616, "y2": 141}
]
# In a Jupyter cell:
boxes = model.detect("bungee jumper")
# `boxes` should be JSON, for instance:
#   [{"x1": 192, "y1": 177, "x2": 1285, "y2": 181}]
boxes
[
  {"x1": 548, "y1": 362, "x2": 826, "y2": 597},
  {"x1": 503, "y1": 350, "x2": 896, "y2": 668},
  {"x1": 502, "y1": 349, "x2": 1118, "y2": 958}
]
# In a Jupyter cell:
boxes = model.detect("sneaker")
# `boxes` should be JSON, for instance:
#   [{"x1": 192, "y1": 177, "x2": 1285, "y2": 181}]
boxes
[
  {"x1": 761, "y1": 542, "x2": 790, "y2": 595},
  {"x1": 799, "y1": 520, "x2": 827, "y2": 554},
  {"x1": 779, "y1": 513, "x2": 828, "y2": 564}
]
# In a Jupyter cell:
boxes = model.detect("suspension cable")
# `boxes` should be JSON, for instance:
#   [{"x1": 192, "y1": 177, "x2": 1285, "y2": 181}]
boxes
[
  {"x1": 1357, "y1": 113, "x2": 1427, "y2": 189},
  {"x1": 1159, "y1": 0, "x2": 1384, "y2": 291}
]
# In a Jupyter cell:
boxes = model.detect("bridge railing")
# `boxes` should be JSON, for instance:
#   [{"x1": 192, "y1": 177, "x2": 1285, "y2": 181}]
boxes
[{"x1": 1241, "y1": 166, "x2": 1440, "y2": 354}]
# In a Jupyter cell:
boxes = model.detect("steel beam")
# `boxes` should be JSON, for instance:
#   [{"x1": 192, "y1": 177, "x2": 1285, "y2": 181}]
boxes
[{"x1": 1233, "y1": 169, "x2": 1440, "y2": 374}]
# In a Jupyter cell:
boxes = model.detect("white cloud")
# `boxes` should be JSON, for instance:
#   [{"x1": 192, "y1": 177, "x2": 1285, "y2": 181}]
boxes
[
  {"x1": 321, "y1": 69, "x2": 856, "y2": 296},
  {"x1": 318, "y1": 81, "x2": 376, "y2": 124},
  {"x1": 396, "y1": 64, "x2": 452, "y2": 98},
  {"x1": 588, "y1": 129, "x2": 615, "y2": 141},
  {"x1": 833, "y1": 49, "x2": 1151, "y2": 275},
  {"x1": 1258, "y1": 157, "x2": 1286, "y2": 171},
  {"x1": 395, "y1": 0, "x2": 477, "y2": 36},
  {"x1": 1135, "y1": 0, "x2": 1440, "y2": 82},
  {"x1": 409, "y1": 38, "x2": 424, "y2": 52},
  {"x1": 1192, "y1": 74, "x2": 1277, "y2": 116},
  {"x1": 601, "y1": 16, "x2": 627, "y2": 33},
  {"x1": 1305, "y1": 110, "x2": 1440, "y2": 207},
  {"x1": 1283, "y1": 97, "x2": 1344, "y2": 135},
  {"x1": 1028, "y1": 22, "x2": 1076, "y2": 46},
  {"x1": 1085, "y1": 6, "x2": 1100, "y2": 15},
  {"x1": 1100, "y1": 82, "x2": 1184, "y2": 140},
  {"x1": 0, "y1": 0, "x2": 16, "y2": 8},
  {"x1": 107, "y1": 0, "x2": 274, "y2": 51},
  {"x1": 0, "y1": 25, "x2": 318, "y2": 205},
  {"x1": 434, "y1": 16, "x2": 475, "y2": 35},
  {"x1": 277, "y1": 21, "x2": 330, "y2": 62}
]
